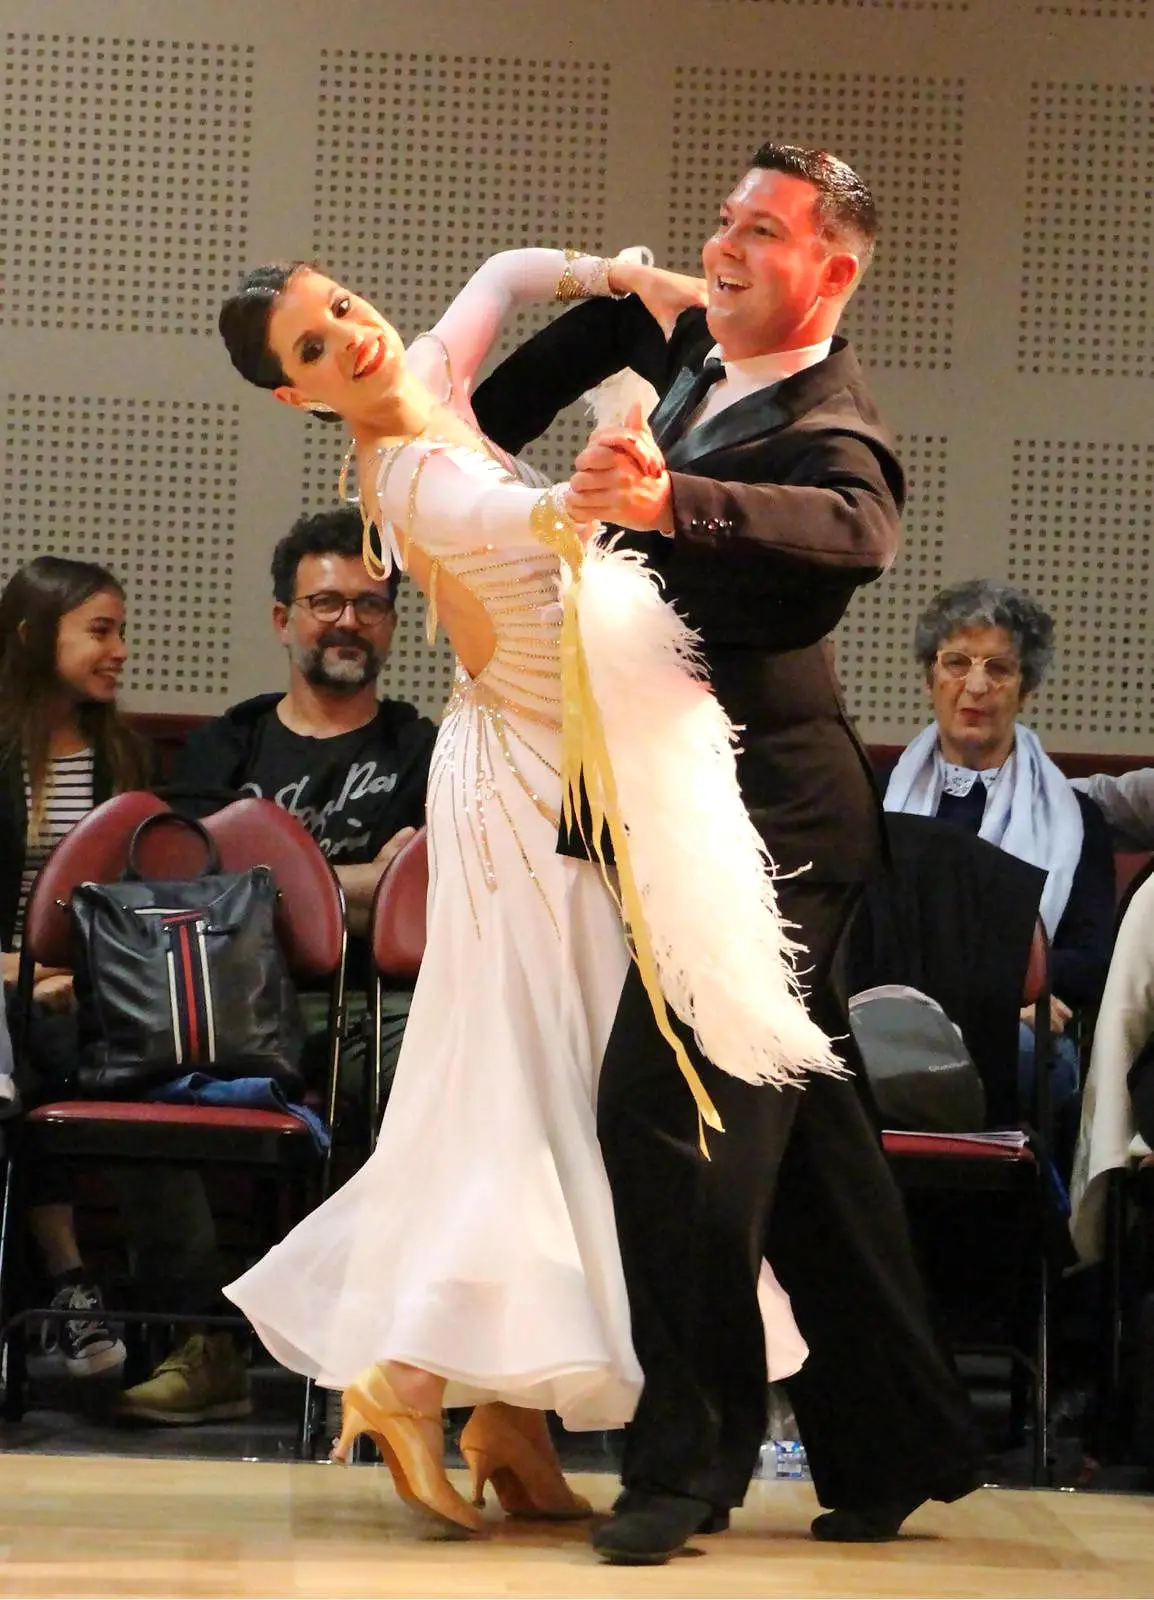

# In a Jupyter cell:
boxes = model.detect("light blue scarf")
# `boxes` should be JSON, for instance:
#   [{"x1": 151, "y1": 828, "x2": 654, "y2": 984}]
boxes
[{"x1": 884, "y1": 723, "x2": 1084, "y2": 938}]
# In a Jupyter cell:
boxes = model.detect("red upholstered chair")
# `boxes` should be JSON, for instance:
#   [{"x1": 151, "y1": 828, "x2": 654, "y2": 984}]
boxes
[
  {"x1": 1113, "y1": 850, "x2": 1154, "y2": 912},
  {"x1": 365, "y1": 826, "x2": 428, "y2": 1143},
  {"x1": 0, "y1": 793, "x2": 347, "y2": 1453}
]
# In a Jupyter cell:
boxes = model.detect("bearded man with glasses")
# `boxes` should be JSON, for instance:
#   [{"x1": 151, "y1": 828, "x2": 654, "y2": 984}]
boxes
[
  {"x1": 174, "y1": 506, "x2": 435, "y2": 929},
  {"x1": 172, "y1": 506, "x2": 435, "y2": 1102}
]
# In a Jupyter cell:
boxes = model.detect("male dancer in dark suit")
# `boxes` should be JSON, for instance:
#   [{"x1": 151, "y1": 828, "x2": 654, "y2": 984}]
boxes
[{"x1": 473, "y1": 143, "x2": 983, "y2": 1566}]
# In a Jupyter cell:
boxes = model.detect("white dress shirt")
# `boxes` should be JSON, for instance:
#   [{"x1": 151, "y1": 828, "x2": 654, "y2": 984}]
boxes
[{"x1": 687, "y1": 338, "x2": 833, "y2": 432}]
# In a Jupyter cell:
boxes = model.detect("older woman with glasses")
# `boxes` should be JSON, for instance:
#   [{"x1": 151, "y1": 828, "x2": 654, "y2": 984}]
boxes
[{"x1": 883, "y1": 578, "x2": 1114, "y2": 1131}]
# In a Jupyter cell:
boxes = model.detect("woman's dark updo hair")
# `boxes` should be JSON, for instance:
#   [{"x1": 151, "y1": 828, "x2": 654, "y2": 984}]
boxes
[{"x1": 219, "y1": 261, "x2": 309, "y2": 389}]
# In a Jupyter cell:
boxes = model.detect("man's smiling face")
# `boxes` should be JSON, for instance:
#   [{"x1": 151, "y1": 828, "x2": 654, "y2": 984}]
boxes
[{"x1": 702, "y1": 167, "x2": 859, "y2": 358}]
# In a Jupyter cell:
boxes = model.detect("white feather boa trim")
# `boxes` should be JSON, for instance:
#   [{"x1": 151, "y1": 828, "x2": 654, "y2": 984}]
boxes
[{"x1": 575, "y1": 540, "x2": 841, "y2": 1088}]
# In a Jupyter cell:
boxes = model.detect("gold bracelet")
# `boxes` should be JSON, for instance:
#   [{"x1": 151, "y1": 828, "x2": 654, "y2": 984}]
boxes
[
  {"x1": 554, "y1": 248, "x2": 588, "y2": 303},
  {"x1": 554, "y1": 248, "x2": 625, "y2": 302}
]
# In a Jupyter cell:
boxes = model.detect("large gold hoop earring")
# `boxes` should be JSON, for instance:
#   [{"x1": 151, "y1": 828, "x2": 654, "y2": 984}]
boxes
[
  {"x1": 338, "y1": 444, "x2": 359, "y2": 505},
  {"x1": 362, "y1": 519, "x2": 388, "y2": 583}
]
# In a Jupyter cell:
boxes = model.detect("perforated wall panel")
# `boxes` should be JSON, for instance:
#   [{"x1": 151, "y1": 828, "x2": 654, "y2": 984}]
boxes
[
  {"x1": 668, "y1": 68, "x2": 964, "y2": 370},
  {"x1": 290, "y1": 49, "x2": 613, "y2": 717},
  {"x1": 732, "y1": 1, "x2": 967, "y2": 7},
  {"x1": 0, "y1": 33, "x2": 252, "y2": 334},
  {"x1": 311, "y1": 52, "x2": 609, "y2": 345},
  {"x1": 1020, "y1": 81, "x2": 1154, "y2": 379},
  {"x1": 1006, "y1": 439, "x2": 1154, "y2": 739},
  {"x1": 0, "y1": 396, "x2": 239, "y2": 697},
  {"x1": 836, "y1": 437, "x2": 949, "y2": 729},
  {"x1": 1037, "y1": 4, "x2": 1148, "y2": 16},
  {"x1": 2, "y1": 0, "x2": 1151, "y2": 747}
]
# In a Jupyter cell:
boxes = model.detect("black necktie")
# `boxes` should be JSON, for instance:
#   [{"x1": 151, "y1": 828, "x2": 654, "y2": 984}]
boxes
[{"x1": 653, "y1": 358, "x2": 727, "y2": 450}]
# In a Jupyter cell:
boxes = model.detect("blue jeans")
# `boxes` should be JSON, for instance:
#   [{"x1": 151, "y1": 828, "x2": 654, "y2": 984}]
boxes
[{"x1": 1017, "y1": 1020, "x2": 1080, "y2": 1116}]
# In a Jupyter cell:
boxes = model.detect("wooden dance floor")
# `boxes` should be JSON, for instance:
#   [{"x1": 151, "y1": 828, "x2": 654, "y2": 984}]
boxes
[{"x1": 0, "y1": 1455, "x2": 1150, "y2": 1598}]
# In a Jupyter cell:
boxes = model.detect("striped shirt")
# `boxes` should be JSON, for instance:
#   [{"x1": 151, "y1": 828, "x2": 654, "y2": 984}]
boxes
[{"x1": 13, "y1": 748, "x2": 95, "y2": 950}]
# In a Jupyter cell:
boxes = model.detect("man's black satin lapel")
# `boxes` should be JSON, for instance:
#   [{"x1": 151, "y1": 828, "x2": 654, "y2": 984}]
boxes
[
  {"x1": 664, "y1": 387, "x2": 790, "y2": 470},
  {"x1": 660, "y1": 336, "x2": 853, "y2": 472},
  {"x1": 650, "y1": 367, "x2": 706, "y2": 450}
]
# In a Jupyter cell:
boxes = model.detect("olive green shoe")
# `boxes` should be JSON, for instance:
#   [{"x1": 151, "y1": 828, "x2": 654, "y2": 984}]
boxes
[{"x1": 118, "y1": 1332, "x2": 252, "y2": 1425}]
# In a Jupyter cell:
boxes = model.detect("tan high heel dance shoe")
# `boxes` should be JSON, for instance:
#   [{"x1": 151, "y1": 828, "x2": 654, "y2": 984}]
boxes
[
  {"x1": 459, "y1": 1402, "x2": 593, "y2": 1520},
  {"x1": 331, "y1": 1365, "x2": 485, "y2": 1534}
]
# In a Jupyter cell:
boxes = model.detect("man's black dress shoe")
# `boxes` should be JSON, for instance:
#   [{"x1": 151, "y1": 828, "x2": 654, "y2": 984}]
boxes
[
  {"x1": 593, "y1": 1489, "x2": 719, "y2": 1565},
  {"x1": 610, "y1": 1487, "x2": 729, "y2": 1532},
  {"x1": 811, "y1": 1468, "x2": 980, "y2": 1543},
  {"x1": 811, "y1": 1502, "x2": 916, "y2": 1542}
]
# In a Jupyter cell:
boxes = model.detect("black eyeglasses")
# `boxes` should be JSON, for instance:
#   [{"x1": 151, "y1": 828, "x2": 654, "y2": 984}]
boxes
[{"x1": 291, "y1": 590, "x2": 394, "y2": 625}]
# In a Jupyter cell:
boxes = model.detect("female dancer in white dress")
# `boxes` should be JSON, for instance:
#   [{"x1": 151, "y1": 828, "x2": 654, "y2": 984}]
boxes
[{"x1": 218, "y1": 247, "x2": 830, "y2": 1534}]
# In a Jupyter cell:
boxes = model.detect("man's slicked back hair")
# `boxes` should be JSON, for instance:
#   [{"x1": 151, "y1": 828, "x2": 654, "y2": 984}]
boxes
[{"x1": 749, "y1": 142, "x2": 877, "y2": 265}]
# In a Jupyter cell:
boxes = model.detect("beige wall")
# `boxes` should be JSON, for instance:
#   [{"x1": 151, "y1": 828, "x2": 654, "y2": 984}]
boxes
[{"x1": 2, "y1": 0, "x2": 1151, "y2": 747}]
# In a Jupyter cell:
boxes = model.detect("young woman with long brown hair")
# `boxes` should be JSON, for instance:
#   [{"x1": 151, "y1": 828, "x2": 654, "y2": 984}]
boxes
[{"x1": 0, "y1": 555, "x2": 149, "y2": 1375}]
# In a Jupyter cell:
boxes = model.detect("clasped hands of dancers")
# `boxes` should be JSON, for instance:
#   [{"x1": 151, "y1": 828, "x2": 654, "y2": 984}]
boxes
[{"x1": 219, "y1": 141, "x2": 983, "y2": 1564}]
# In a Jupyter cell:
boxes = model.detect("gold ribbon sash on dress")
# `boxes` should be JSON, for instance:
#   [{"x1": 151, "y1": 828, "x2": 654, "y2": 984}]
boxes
[{"x1": 532, "y1": 490, "x2": 723, "y2": 1153}]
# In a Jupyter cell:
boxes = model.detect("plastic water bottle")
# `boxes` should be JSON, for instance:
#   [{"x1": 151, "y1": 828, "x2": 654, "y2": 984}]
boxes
[
  {"x1": 773, "y1": 1439, "x2": 810, "y2": 1479},
  {"x1": 758, "y1": 1383, "x2": 811, "y2": 1480}
]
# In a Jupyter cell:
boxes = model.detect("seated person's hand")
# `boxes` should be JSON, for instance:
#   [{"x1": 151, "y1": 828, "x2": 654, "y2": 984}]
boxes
[
  {"x1": 334, "y1": 831, "x2": 419, "y2": 938},
  {"x1": 608, "y1": 258, "x2": 708, "y2": 336},
  {"x1": 1019, "y1": 995, "x2": 1073, "y2": 1035},
  {"x1": 374, "y1": 826, "x2": 418, "y2": 872},
  {"x1": 569, "y1": 403, "x2": 672, "y2": 534},
  {"x1": 1, "y1": 951, "x2": 19, "y2": 989},
  {"x1": 33, "y1": 972, "x2": 76, "y2": 1013}
]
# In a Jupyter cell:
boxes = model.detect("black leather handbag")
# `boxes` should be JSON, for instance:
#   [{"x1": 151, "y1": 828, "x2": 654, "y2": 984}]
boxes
[{"x1": 70, "y1": 812, "x2": 304, "y2": 1096}]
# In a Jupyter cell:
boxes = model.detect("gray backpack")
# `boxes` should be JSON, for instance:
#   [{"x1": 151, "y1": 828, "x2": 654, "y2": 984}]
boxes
[{"x1": 849, "y1": 984, "x2": 987, "y2": 1133}]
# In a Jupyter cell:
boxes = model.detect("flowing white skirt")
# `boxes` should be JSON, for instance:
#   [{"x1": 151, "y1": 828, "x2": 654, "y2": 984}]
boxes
[
  {"x1": 225, "y1": 544, "x2": 814, "y2": 1429},
  {"x1": 225, "y1": 688, "x2": 644, "y2": 1429}
]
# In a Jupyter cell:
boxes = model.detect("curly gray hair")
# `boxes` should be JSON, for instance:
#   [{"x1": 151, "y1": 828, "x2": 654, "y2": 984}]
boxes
[{"x1": 913, "y1": 579, "x2": 1054, "y2": 695}]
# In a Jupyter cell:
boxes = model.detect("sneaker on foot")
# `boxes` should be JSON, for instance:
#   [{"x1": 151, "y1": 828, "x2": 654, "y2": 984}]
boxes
[
  {"x1": 118, "y1": 1331, "x2": 252, "y2": 1425},
  {"x1": 40, "y1": 1282, "x2": 126, "y2": 1377}
]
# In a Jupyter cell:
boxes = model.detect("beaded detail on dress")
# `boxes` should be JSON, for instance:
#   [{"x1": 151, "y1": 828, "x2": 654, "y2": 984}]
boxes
[{"x1": 370, "y1": 436, "x2": 567, "y2": 937}]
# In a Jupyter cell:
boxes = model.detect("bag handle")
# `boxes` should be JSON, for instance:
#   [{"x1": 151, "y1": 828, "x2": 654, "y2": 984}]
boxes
[{"x1": 124, "y1": 810, "x2": 222, "y2": 881}]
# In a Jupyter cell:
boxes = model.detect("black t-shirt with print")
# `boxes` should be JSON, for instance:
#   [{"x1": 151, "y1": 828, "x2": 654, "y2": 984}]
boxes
[
  {"x1": 171, "y1": 694, "x2": 435, "y2": 993},
  {"x1": 239, "y1": 711, "x2": 428, "y2": 864}
]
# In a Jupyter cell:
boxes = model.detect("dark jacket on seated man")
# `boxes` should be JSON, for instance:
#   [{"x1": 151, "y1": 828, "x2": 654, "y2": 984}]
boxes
[{"x1": 172, "y1": 690, "x2": 433, "y2": 864}]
